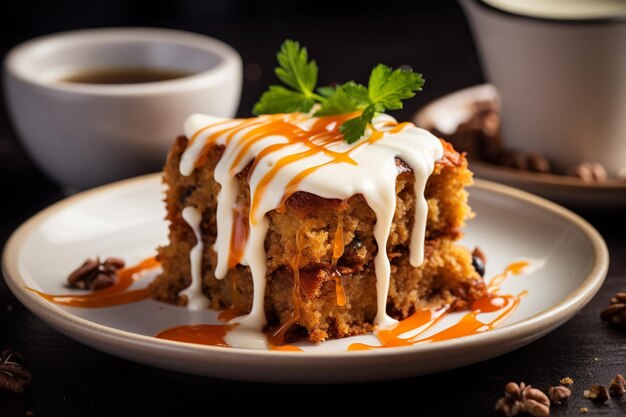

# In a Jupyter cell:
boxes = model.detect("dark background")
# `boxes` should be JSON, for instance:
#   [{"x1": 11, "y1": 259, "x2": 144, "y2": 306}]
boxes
[{"x1": 1, "y1": 1, "x2": 625, "y2": 416}]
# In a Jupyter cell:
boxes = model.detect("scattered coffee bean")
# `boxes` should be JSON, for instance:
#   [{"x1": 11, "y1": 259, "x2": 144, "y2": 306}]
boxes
[
  {"x1": 568, "y1": 162, "x2": 607, "y2": 183},
  {"x1": 0, "y1": 349, "x2": 32, "y2": 394},
  {"x1": 434, "y1": 99, "x2": 618, "y2": 182}
]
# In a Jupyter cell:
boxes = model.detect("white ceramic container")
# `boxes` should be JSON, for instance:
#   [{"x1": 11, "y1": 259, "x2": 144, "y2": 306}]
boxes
[
  {"x1": 459, "y1": 0, "x2": 626, "y2": 175},
  {"x1": 4, "y1": 28, "x2": 242, "y2": 190}
]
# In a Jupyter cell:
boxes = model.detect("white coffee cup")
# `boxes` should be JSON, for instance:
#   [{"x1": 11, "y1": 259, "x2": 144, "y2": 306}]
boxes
[
  {"x1": 3, "y1": 27, "x2": 242, "y2": 190},
  {"x1": 459, "y1": 0, "x2": 626, "y2": 176}
]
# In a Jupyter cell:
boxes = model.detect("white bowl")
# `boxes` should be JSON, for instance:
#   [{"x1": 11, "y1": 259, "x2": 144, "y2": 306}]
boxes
[{"x1": 3, "y1": 27, "x2": 242, "y2": 190}]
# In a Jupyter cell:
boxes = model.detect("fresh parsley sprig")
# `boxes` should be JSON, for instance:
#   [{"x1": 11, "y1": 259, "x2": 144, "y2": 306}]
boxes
[
  {"x1": 252, "y1": 40, "x2": 326, "y2": 115},
  {"x1": 253, "y1": 40, "x2": 425, "y2": 144}
]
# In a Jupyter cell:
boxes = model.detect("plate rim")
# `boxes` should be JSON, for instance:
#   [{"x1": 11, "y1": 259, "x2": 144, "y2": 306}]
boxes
[
  {"x1": 1, "y1": 173, "x2": 609, "y2": 364},
  {"x1": 413, "y1": 82, "x2": 626, "y2": 191}
]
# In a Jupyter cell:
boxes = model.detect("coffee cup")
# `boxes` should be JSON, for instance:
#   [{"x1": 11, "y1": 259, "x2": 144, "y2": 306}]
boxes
[
  {"x1": 4, "y1": 27, "x2": 242, "y2": 190},
  {"x1": 459, "y1": 0, "x2": 626, "y2": 176}
]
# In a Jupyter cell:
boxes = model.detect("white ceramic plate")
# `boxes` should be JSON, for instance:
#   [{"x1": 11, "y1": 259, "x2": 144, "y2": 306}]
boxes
[
  {"x1": 2, "y1": 174, "x2": 608, "y2": 383},
  {"x1": 414, "y1": 84, "x2": 626, "y2": 208}
]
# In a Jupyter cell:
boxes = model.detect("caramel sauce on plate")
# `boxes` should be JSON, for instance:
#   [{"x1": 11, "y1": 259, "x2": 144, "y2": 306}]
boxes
[
  {"x1": 30, "y1": 257, "x2": 159, "y2": 308},
  {"x1": 34, "y1": 254, "x2": 529, "y2": 352},
  {"x1": 156, "y1": 324, "x2": 230, "y2": 347},
  {"x1": 348, "y1": 261, "x2": 529, "y2": 350}
]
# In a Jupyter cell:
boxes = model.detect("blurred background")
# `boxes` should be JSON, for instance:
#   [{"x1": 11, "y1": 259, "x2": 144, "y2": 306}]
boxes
[{"x1": 0, "y1": 0, "x2": 481, "y2": 192}]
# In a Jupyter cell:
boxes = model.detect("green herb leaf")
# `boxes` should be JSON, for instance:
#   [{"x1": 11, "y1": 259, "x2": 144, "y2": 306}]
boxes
[
  {"x1": 340, "y1": 105, "x2": 376, "y2": 143},
  {"x1": 368, "y1": 64, "x2": 424, "y2": 110},
  {"x1": 342, "y1": 82, "x2": 370, "y2": 105},
  {"x1": 339, "y1": 65, "x2": 425, "y2": 141},
  {"x1": 252, "y1": 85, "x2": 316, "y2": 115},
  {"x1": 316, "y1": 81, "x2": 369, "y2": 116},
  {"x1": 252, "y1": 41, "x2": 425, "y2": 143},
  {"x1": 313, "y1": 84, "x2": 353, "y2": 116},
  {"x1": 275, "y1": 40, "x2": 318, "y2": 95},
  {"x1": 316, "y1": 86, "x2": 336, "y2": 98},
  {"x1": 339, "y1": 117, "x2": 367, "y2": 144},
  {"x1": 252, "y1": 40, "x2": 324, "y2": 115}
]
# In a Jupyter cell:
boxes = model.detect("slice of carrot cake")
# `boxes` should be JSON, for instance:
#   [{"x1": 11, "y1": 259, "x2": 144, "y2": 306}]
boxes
[{"x1": 149, "y1": 40, "x2": 486, "y2": 348}]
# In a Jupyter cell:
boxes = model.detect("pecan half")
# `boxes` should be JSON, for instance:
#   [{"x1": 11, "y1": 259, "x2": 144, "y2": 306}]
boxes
[
  {"x1": 0, "y1": 349, "x2": 32, "y2": 394},
  {"x1": 67, "y1": 257, "x2": 125, "y2": 290},
  {"x1": 600, "y1": 292, "x2": 626, "y2": 329}
]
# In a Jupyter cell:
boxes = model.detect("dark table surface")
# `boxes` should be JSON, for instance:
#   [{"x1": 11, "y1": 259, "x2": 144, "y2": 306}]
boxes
[{"x1": 1, "y1": 2, "x2": 625, "y2": 416}]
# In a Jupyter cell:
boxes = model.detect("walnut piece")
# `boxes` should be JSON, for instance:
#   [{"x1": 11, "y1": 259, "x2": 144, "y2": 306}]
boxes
[
  {"x1": 495, "y1": 382, "x2": 550, "y2": 417},
  {"x1": 548, "y1": 385, "x2": 571, "y2": 405}
]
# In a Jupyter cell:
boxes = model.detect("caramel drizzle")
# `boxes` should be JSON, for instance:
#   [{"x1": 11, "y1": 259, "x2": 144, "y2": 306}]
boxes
[
  {"x1": 275, "y1": 122, "x2": 413, "y2": 215},
  {"x1": 193, "y1": 118, "x2": 268, "y2": 169},
  {"x1": 192, "y1": 114, "x2": 407, "y2": 226},
  {"x1": 30, "y1": 257, "x2": 159, "y2": 308},
  {"x1": 155, "y1": 261, "x2": 528, "y2": 351},
  {"x1": 33, "y1": 255, "x2": 529, "y2": 353},
  {"x1": 487, "y1": 260, "x2": 527, "y2": 293},
  {"x1": 267, "y1": 229, "x2": 304, "y2": 346},
  {"x1": 348, "y1": 261, "x2": 529, "y2": 350},
  {"x1": 246, "y1": 117, "x2": 358, "y2": 225},
  {"x1": 332, "y1": 216, "x2": 347, "y2": 307},
  {"x1": 227, "y1": 204, "x2": 249, "y2": 270}
]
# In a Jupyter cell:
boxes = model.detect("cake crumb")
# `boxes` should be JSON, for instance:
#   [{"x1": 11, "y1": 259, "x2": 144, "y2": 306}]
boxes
[
  {"x1": 580, "y1": 407, "x2": 588, "y2": 414},
  {"x1": 560, "y1": 377, "x2": 574, "y2": 386}
]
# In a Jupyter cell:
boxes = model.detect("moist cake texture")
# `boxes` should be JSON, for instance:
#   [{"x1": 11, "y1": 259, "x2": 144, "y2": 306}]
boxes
[{"x1": 150, "y1": 113, "x2": 486, "y2": 345}]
